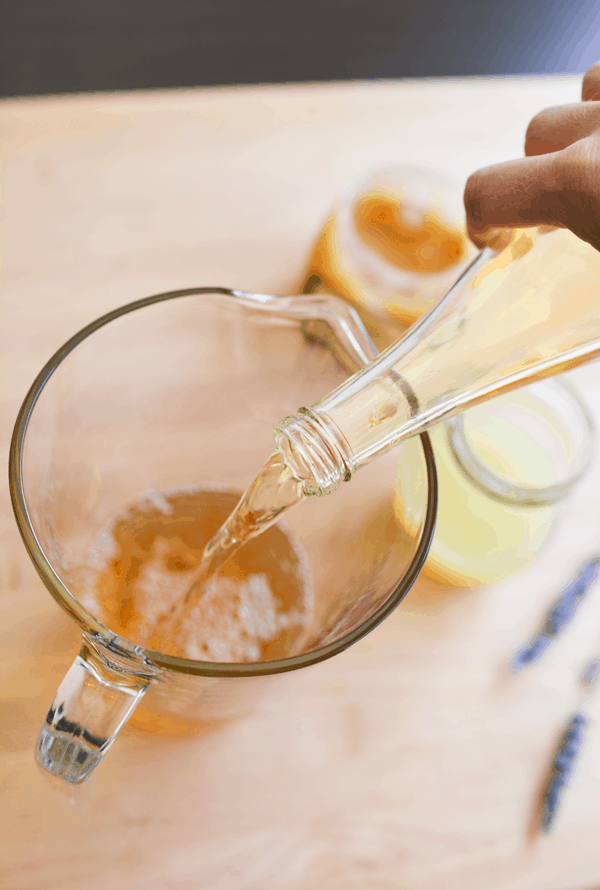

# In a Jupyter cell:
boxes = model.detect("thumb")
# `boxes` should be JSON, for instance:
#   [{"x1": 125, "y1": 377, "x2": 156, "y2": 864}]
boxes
[{"x1": 464, "y1": 153, "x2": 565, "y2": 247}]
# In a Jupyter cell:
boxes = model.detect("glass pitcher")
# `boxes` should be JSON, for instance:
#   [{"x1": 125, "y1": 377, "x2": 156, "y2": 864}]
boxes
[{"x1": 9, "y1": 287, "x2": 437, "y2": 785}]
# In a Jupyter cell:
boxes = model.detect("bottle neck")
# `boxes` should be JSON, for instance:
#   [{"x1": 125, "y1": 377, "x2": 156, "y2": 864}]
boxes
[{"x1": 274, "y1": 369, "x2": 416, "y2": 494}]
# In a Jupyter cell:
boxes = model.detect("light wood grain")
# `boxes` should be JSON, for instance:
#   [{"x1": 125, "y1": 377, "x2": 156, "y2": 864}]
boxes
[{"x1": 3, "y1": 75, "x2": 600, "y2": 890}]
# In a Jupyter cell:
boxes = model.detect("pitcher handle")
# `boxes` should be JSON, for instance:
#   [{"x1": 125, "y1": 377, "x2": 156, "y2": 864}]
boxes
[{"x1": 35, "y1": 639, "x2": 152, "y2": 785}]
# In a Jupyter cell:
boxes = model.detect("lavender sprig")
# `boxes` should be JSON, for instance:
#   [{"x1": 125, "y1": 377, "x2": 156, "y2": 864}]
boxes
[
  {"x1": 511, "y1": 557, "x2": 600, "y2": 673},
  {"x1": 538, "y1": 657, "x2": 599, "y2": 834},
  {"x1": 539, "y1": 713, "x2": 588, "y2": 833}
]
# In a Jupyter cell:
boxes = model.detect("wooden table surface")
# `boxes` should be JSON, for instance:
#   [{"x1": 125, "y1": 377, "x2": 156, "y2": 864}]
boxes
[{"x1": 3, "y1": 75, "x2": 600, "y2": 890}]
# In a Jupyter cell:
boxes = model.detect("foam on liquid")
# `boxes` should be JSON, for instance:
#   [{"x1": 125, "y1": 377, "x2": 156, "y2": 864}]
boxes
[{"x1": 86, "y1": 484, "x2": 313, "y2": 662}]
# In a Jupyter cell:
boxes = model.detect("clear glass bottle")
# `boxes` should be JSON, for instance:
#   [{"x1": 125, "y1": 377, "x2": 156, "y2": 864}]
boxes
[{"x1": 279, "y1": 225, "x2": 600, "y2": 493}]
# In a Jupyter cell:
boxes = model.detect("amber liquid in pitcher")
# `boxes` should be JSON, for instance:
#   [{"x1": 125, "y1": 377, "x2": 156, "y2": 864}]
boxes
[{"x1": 87, "y1": 485, "x2": 314, "y2": 662}]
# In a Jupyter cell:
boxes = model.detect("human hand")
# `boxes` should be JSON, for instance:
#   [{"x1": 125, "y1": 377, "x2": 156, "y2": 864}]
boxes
[{"x1": 464, "y1": 62, "x2": 600, "y2": 252}]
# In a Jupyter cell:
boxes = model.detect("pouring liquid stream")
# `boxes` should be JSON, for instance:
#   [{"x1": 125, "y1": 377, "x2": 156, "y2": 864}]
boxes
[{"x1": 157, "y1": 452, "x2": 306, "y2": 653}]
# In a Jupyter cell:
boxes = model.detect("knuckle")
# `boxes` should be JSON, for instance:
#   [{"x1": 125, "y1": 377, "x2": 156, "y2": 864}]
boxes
[
  {"x1": 524, "y1": 106, "x2": 563, "y2": 154},
  {"x1": 525, "y1": 103, "x2": 600, "y2": 156},
  {"x1": 550, "y1": 147, "x2": 583, "y2": 194},
  {"x1": 548, "y1": 143, "x2": 600, "y2": 228},
  {"x1": 525, "y1": 107, "x2": 555, "y2": 142},
  {"x1": 583, "y1": 61, "x2": 600, "y2": 100},
  {"x1": 554, "y1": 142, "x2": 592, "y2": 188},
  {"x1": 585, "y1": 60, "x2": 600, "y2": 77}
]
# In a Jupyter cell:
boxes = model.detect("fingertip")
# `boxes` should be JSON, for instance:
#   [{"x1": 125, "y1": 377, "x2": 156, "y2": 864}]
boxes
[
  {"x1": 464, "y1": 154, "x2": 566, "y2": 234},
  {"x1": 463, "y1": 170, "x2": 485, "y2": 232},
  {"x1": 466, "y1": 224, "x2": 514, "y2": 250},
  {"x1": 466, "y1": 223, "x2": 487, "y2": 249},
  {"x1": 484, "y1": 227, "x2": 516, "y2": 249},
  {"x1": 524, "y1": 107, "x2": 555, "y2": 156},
  {"x1": 463, "y1": 170, "x2": 511, "y2": 245},
  {"x1": 582, "y1": 61, "x2": 600, "y2": 101}
]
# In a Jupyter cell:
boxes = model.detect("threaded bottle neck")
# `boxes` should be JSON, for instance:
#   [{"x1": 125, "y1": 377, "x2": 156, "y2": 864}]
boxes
[{"x1": 275, "y1": 407, "x2": 357, "y2": 496}]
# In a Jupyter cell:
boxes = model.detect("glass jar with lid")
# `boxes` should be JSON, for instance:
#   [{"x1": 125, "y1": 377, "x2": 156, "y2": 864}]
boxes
[
  {"x1": 302, "y1": 165, "x2": 475, "y2": 349},
  {"x1": 393, "y1": 378, "x2": 595, "y2": 588}
]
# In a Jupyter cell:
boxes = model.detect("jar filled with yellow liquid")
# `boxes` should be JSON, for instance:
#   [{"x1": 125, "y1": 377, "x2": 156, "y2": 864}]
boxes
[
  {"x1": 302, "y1": 166, "x2": 475, "y2": 348},
  {"x1": 394, "y1": 379, "x2": 595, "y2": 588}
]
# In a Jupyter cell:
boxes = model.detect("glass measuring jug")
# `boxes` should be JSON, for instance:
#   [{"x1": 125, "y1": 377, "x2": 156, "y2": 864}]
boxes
[{"x1": 9, "y1": 287, "x2": 437, "y2": 785}]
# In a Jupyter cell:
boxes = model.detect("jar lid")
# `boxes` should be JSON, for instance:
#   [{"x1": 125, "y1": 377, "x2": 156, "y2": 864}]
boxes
[{"x1": 446, "y1": 378, "x2": 596, "y2": 506}]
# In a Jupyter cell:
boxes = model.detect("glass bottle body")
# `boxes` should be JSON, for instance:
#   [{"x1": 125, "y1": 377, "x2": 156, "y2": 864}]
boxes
[{"x1": 280, "y1": 226, "x2": 600, "y2": 489}]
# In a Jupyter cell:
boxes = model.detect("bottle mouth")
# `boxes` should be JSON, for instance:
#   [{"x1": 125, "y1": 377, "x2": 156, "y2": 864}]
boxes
[
  {"x1": 446, "y1": 379, "x2": 596, "y2": 507},
  {"x1": 275, "y1": 408, "x2": 356, "y2": 497}
]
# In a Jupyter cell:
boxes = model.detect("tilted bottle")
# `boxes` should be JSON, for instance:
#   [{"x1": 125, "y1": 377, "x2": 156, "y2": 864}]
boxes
[{"x1": 276, "y1": 226, "x2": 600, "y2": 495}]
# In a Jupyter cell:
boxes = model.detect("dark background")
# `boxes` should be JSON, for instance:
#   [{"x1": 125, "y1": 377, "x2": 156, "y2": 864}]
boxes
[{"x1": 2, "y1": 0, "x2": 600, "y2": 97}]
